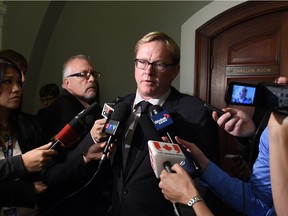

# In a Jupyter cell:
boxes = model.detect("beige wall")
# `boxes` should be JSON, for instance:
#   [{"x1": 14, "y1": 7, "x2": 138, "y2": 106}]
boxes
[
  {"x1": 1, "y1": 1, "x2": 242, "y2": 114},
  {"x1": 180, "y1": 0, "x2": 246, "y2": 96}
]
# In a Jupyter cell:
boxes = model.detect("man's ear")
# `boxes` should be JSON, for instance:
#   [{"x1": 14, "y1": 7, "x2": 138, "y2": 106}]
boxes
[{"x1": 63, "y1": 78, "x2": 69, "y2": 88}]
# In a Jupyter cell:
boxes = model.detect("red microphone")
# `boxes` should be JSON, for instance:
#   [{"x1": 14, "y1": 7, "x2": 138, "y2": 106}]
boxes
[{"x1": 50, "y1": 101, "x2": 102, "y2": 150}]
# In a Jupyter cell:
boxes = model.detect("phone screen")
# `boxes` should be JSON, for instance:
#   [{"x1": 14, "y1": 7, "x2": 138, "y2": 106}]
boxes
[{"x1": 225, "y1": 82, "x2": 257, "y2": 106}]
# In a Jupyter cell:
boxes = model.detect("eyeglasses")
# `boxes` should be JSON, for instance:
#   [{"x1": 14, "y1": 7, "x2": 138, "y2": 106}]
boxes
[
  {"x1": 66, "y1": 70, "x2": 101, "y2": 79},
  {"x1": 134, "y1": 59, "x2": 177, "y2": 73}
]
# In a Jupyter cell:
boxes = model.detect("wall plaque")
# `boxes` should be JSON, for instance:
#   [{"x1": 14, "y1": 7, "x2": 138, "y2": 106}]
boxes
[{"x1": 226, "y1": 66, "x2": 279, "y2": 76}]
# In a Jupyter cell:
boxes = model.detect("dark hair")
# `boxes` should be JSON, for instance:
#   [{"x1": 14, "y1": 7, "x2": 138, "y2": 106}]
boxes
[
  {"x1": 0, "y1": 57, "x2": 22, "y2": 83},
  {"x1": 39, "y1": 83, "x2": 60, "y2": 99},
  {"x1": 0, "y1": 57, "x2": 38, "y2": 145},
  {"x1": 0, "y1": 49, "x2": 28, "y2": 75}
]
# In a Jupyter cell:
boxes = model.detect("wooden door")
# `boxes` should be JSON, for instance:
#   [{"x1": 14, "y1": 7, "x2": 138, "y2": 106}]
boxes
[
  {"x1": 195, "y1": 1, "x2": 288, "y2": 215},
  {"x1": 196, "y1": 1, "x2": 288, "y2": 162}
]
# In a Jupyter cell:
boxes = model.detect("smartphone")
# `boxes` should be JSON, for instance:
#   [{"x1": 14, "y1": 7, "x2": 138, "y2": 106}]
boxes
[{"x1": 204, "y1": 103, "x2": 225, "y2": 117}]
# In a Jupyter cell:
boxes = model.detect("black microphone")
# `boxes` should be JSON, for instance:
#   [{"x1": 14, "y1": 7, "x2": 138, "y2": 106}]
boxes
[
  {"x1": 100, "y1": 101, "x2": 131, "y2": 161},
  {"x1": 101, "y1": 96, "x2": 124, "y2": 119},
  {"x1": 149, "y1": 105, "x2": 201, "y2": 178},
  {"x1": 50, "y1": 101, "x2": 102, "y2": 151}
]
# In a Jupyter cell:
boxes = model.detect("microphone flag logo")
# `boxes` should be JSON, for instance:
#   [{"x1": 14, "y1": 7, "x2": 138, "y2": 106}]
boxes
[
  {"x1": 148, "y1": 140, "x2": 185, "y2": 178},
  {"x1": 151, "y1": 110, "x2": 174, "y2": 131},
  {"x1": 104, "y1": 120, "x2": 119, "y2": 135},
  {"x1": 102, "y1": 103, "x2": 115, "y2": 119}
]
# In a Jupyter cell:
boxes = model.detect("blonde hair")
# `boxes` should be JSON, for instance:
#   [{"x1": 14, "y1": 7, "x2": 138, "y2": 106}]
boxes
[{"x1": 134, "y1": 31, "x2": 180, "y2": 64}]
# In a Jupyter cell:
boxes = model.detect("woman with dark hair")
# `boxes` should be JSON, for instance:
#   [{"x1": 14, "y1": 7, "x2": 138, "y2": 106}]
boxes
[{"x1": 0, "y1": 57, "x2": 57, "y2": 215}]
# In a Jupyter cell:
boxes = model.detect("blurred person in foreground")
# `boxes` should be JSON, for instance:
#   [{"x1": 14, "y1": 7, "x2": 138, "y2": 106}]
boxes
[{"x1": 269, "y1": 108, "x2": 288, "y2": 215}]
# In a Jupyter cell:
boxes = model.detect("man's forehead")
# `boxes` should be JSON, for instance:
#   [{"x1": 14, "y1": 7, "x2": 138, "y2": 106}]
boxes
[{"x1": 70, "y1": 58, "x2": 92, "y2": 69}]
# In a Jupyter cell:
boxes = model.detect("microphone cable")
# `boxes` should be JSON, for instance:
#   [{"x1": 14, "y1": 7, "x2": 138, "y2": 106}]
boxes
[{"x1": 40, "y1": 157, "x2": 107, "y2": 216}]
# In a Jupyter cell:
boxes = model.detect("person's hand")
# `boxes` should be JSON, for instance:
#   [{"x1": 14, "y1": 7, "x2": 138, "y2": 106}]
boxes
[
  {"x1": 212, "y1": 107, "x2": 256, "y2": 137},
  {"x1": 90, "y1": 118, "x2": 108, "y2": 142},
  {"x1": 175, "y1": 137, "x2": 209, "y2": 169},
  {"x1": 34, "y1": 181, "x2": 48, "y2": 194},
  {"x1": 22, "y1": 142, "x2": 57, "y2": 173},
  {"x1": 159, "y1": 163, "x2": 198, "y2": 205},
  {"x1": 275, "y1": 76, "x2": 288, "y2": 84},
  {"x1": 83, "y1": 141, "x2": 115, "y2": 164}
]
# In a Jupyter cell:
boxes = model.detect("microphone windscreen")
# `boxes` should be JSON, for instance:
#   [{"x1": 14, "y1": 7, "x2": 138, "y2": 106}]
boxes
[
  {"x1": 110, "y1": 101, "x2": 131, "y2": 122},
  {"x1": 138, "y1": 114, "x2": 162, "y2": 141},
  {"x1": 53, "y1": 101, "x2": 101, "y2": 148},
  {"x1": 56, "y1": 124, "x2": 79, "y2": 146},
  {"x1": 149, "y1": 104, "x2": 163, "y2": 116}
]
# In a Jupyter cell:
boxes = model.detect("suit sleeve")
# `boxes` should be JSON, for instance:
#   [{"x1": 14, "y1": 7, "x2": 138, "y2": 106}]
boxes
[
  {"x1": 173, "y1": 97, "x2": 220, "y2": 165},
  {"x1": 40, "y1": 133, "x2": 100, "y2": 187},
  {"x1": 0, "y1": 155, "x2": 27, "y2": 182}
]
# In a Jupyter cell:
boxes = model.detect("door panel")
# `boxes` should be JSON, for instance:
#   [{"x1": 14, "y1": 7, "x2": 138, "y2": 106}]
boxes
[
  {"x1": 195, "y1": 2, "x2": 288, "y2": 215},
  {"x1": 196, "y1": 1, "x2": 288, "y2": 162}
]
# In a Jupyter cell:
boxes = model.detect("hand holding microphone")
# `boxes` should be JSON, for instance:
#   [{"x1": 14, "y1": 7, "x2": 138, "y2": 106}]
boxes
[
  {"x1": 50, "y1": 101, "x2": 102, "y2": 151},
  {"x1": 148, "y1": 105, "x2": 201, "y2": 178},
  {"x1": 100, "y1": 101, "x2": 131, "y2": 162},
  {"x1": 138, "y1": 106, "x2": 184, "y2": 216},
  {"x1": 147, "y1": 140, "x2": 184, "y2": 216},
  {"x1": 82, "y1": 101, "x2": 131, "y2": 167},
  {"x1": 159, "y1": 164, "x2": 209, "y2": 213}
]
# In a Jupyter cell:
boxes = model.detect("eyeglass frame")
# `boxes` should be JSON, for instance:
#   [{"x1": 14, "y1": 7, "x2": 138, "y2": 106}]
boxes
[
  {"x1": 66, "y1": 70, "x2": 101, "y2": 79},
  {"x1": 134, "y1": 59, "x2": 177, "y2": 73}
]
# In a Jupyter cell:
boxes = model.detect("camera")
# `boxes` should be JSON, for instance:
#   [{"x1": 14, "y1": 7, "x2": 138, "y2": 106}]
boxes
[{"x1": 225, "y1": 81, "x2": 288, "y2": 114}]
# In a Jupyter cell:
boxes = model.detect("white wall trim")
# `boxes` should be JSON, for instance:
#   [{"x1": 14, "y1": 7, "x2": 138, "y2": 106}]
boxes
[{"x1": 180, "y1": 0, "x2": 246, "y2": 96}]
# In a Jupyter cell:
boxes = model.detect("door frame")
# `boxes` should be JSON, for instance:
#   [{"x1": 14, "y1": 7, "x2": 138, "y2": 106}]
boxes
[{"x1": 195, "y1": 1, "x2": 288, "y2": 102}]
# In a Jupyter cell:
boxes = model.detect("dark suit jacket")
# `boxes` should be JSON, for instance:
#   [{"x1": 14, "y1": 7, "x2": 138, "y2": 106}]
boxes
[
  {"x1": 111, "y1": 87, "x2": 219, "y2": 216},
  {"x1": 1, "y1": 112, "x2": 47, "y2": 208},
  {"x1": 38, "y1": 90, "x2": 110, "y2": 216},
  {"x1": 38, "y1": 89, "x2": 86, "y2": 139}
]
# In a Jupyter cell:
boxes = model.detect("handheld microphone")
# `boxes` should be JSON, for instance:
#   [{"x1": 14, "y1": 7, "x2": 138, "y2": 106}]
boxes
[
  {"x1": 148, "y1": 140, "x2": 183, "y2": 216},
  {"x1": 50, "y1": 101, "x2": 102, "y2": 151},
  {"x1": 138, "y1": 112, "x2": 185, "y2": 178},
  {"x1": 101, "y1": 97, "x2": 123, "y2": 119},
  {"x1": 101, "y1": 103, "x2": 114, "y2": 119},
  {"x1": 137, "y1": 111, "x2": 182, "y2": 216},
  {"x1": 149, "y1": 105, "x2": 201, "y2": 178},
  {"x1": 100, "y1": 101, "x2": 131, "y2": 161},
  {"x1": 148, "y1": 140, "x2": 185, "y2": 178}
]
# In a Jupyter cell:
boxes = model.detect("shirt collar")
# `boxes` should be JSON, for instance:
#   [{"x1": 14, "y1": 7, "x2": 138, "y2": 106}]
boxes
[{"x1": 133, "y1": 88, "x2": 171, "y2": 110}]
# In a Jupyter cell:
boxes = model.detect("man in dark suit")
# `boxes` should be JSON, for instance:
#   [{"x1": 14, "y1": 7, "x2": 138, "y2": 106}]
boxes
[
  {"x1": 95, "y1": 31, "x2": 220, "y2": 216},
  {"x1": 38, "y1": 54, "x2": 101, "y2": 139},
  {"x1": 37, "y1": 54, "x2": 111, "y2": 216}
]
